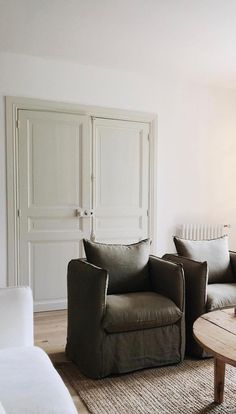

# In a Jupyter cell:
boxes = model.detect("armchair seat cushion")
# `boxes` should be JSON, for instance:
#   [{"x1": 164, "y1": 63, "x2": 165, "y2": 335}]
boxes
[
  {"x1": 207, "y1": 283, "x2": 236, "y2": 311},
  {"x1": 103, "y1": 291, "x2": 182, "y2": 333}
]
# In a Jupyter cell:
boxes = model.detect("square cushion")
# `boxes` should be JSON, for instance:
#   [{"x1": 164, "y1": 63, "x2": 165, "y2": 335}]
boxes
[
  {"x1": 103, "y1": 291, "x2": 182, "y2": 333},
  {"x1": 207, "y1": 283, "x2": 236, "y2": 311},
  {"x1": 174, "y1": 235, "x2": 234, "y2": 284},
  {"x1": 83, "y1": 239, "x2": 151, "y2": 294}
]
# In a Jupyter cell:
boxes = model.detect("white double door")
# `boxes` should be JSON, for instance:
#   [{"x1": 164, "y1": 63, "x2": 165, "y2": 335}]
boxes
[{"x1": 18, "y1": 110, "x2": 150, "y2": 311}]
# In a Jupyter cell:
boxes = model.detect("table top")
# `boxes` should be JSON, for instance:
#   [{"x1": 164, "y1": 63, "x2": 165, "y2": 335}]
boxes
[{"x1": 193, "y1": 308, "x2": 236, "y2": 366}]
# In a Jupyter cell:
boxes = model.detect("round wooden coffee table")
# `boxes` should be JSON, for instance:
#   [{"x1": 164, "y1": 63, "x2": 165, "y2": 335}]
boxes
[{"x1": 193, "y1": 307, "x2": 236, "y2": 404}]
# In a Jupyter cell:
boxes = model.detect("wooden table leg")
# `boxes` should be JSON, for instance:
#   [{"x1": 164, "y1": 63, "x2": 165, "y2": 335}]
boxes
[{"x1": 214, "y1": 358, "x2": 225, "y2": 404}]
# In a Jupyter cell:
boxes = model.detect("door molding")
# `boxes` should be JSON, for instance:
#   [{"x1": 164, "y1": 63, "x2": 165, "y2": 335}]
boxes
[{"x1": 6, "y1": 96, "x2": 158, "y2": 286}]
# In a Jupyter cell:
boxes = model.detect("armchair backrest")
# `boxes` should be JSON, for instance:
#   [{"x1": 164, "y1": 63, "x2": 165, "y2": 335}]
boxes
[
  {"x1": 83, "y1": 239, "x2": 151, "y2": 294},
  {"x1": 174, "y1": 236, "x2": 234, "y2": 284},
  {"x1": 0, "y1": 287, "x2": 33, "y2": 349}
]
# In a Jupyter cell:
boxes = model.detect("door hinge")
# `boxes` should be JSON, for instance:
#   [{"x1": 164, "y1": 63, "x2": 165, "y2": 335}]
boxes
[
  {"x1": 17, "y1": 209, "x2": 21, "y2": 218},
  {"x1": 16, "y1": 119, "x2": 20, "y2": 129},
  {"x1": 147, "y1": 133, "x2": 150, "y2": 141},
  {"x1": 91, "y1": 174, "x2": 96, "y2": 181},
  {"x1": 147, "y1": 210, "x2": 149, "y2": 217}
]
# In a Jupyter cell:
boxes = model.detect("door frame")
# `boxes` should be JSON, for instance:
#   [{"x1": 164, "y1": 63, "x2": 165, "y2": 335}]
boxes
[{"x1": 6, "y1": 96, "x2": 158, "y2": 286}]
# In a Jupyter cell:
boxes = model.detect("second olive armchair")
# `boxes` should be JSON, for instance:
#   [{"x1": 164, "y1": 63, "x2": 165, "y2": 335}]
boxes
[
  {"x1": 66, "y1": 239, "x2": 185, "y2": 378},
  {"x1": 164, "y1": 235, "x2": 236, "y2": 357}
]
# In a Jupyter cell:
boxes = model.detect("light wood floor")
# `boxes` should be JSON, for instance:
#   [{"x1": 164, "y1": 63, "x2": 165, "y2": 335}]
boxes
[{"x1": 34, "y1": 310, "x2": 89, "y2": 413}]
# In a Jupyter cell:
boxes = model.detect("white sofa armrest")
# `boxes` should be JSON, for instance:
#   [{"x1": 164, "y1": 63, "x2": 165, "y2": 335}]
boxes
[
  {"x1": 0, "y1": 287, "x2": 33, "y2": 349},
  {"x1": 0, "y1": 402, "x2": 6, "y2": 414}
]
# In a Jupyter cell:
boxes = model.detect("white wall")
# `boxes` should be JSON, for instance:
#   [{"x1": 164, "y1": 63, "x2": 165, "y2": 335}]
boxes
[
  {"x1": 1, "y1": 52, "x2": 236, "y2": 286},
  {"x1": 157, "y1": 85, "x2": 236, "y2": 248}
]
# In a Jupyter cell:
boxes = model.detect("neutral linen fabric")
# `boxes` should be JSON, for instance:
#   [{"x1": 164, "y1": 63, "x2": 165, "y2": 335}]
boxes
[
  {"x1": 207, "y1": 283, "x2": 236, "y2": 311},
  {"x1": 66, "y1": 254, "x2": 185, "y2": 378},
  {"x1": 173, "y1": 235, "x2": 233, "y2": 283},
  {"x1": 0, "y1": 346, "x2": 77, "y2": 414},
  {"x1": 0, "y1": 402, "x2": 6, "y2": 414},
  {"x1": 0, "y1": 287, "x2": 33, "y2": 349},
  {"x1": 0, "y1": 287, "x2": 77, "y2": 413},
  {"x1": 103, "y1": 291, "x2": 182, "y2": 333},
  {"x1": 83, "y1": 238, "x2": 151, "y2": 294}
]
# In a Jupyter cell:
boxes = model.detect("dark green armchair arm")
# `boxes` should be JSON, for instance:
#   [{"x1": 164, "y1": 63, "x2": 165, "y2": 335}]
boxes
[
  {"x1": 66, "y1": 259, "x2": 108, "y2": 378},
  {"x1": 163, "y1": 254, "x2": 208, "y2": 356},
  {"x1": 163, "y1": 254, "x2": 208, "y2": 317},
  {"x1": 149, "y1": 255, "x2": 185, "y2": 311},
  {"x1": 230, "y1": 251, "x2": 236, "y2": 279}
]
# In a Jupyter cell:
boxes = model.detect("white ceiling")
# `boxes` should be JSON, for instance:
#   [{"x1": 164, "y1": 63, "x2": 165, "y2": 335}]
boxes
[{"x1": 1, "y1": 0, "x2": 236, "y2": 86}]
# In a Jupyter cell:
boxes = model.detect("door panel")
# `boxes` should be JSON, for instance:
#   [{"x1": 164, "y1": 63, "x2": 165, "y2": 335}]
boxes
[
  {"x1": 18, "y1": 110, "x2": 91, "y2": 311},
  {"x1": 92, "y1": 118, "x2": 149, "y2": 244},
  {"x1": 31, "y1": 241, "x2": 79, "y2": 304},
  {"x1": 17, "y1": 111, "x2": 151, "y2": 311},
  {"x1": 29, "y1": 121, "x2": 81, "y2": 206}
]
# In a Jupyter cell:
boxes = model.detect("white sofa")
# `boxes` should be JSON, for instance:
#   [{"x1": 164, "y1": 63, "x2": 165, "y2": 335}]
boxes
[{"x1": 0, "y1": 287, "x2": 78, "y2": 414}]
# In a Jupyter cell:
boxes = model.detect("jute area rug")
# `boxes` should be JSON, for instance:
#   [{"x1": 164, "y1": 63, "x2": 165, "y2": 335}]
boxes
[{"x1": 57, "y1": 359, "x2": 236, "y2": 414}]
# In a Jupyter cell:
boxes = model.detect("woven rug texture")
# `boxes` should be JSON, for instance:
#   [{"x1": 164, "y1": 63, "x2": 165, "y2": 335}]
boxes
[{"x1": 57, "y1": 359, "x2": 236, "y2": 414}]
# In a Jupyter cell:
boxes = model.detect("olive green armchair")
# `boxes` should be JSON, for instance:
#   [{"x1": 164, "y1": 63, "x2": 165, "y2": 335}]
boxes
[
  {"x1": 66, "y1": 239, "x2": 185, "y2": 378},
  {"x1": 164, "y1": 235, "x2": 236, "y2": 357}
]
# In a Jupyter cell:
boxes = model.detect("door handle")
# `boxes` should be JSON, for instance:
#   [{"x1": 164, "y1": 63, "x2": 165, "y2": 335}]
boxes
[{"x1": 75, "y1": 209, "x2": 94, "y2": 217}]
